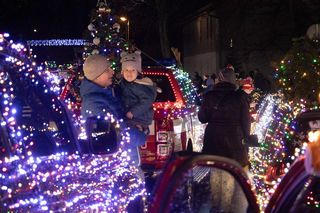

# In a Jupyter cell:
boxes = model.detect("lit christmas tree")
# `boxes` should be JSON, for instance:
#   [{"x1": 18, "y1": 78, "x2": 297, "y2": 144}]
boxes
[
  {"x1": 250, "y1": 37, "x2": 320, "y2": 210},
  {"x1": 250, "y1": 94, "x2": 307, "y2": 210},
  {"x1": 274, "y1": 37, "x2": 320, "y2": 107},
  {"x1": 83, "y1": 0, "x2": 128, "y2": 73},
  {"x1": 57, "y1": 1, "x2": 130, "y2": 116}
]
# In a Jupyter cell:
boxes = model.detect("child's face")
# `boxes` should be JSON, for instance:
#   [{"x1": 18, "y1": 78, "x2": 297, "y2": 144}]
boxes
[{"x1": 122, "y1": 67, "x2": 138, "y2": 82}]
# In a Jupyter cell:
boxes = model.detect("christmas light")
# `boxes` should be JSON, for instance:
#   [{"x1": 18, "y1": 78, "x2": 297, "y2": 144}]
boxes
[
  {"x1": 27, "y1": 39, "x2": 88, "y2": 47},
  {"x1": 0, "y1": 33, "x2": 146, "y2": 212}
]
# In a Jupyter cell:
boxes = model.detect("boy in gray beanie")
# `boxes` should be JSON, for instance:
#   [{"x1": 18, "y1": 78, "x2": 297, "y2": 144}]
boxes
[{"x1": 120, "y1": 50, "x2": 157, "y2": 140}]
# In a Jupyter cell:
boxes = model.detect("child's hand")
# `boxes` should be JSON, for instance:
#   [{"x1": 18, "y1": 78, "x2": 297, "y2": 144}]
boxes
[{"x1": 126, "y1": 111, "x2": 133, "y2": 119}]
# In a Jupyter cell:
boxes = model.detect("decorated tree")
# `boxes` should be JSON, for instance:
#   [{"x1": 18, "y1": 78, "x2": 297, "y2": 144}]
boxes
[
  {"x1": 83, "y1": 0, "x2": 128, "y2": 73},
  {"x1": 274, "y1": 37, "x2": 320, "y2": 107},
  {"x1": 58, "y1": 0, "x2": 130, "y2": 117},
  {"x1": 249, "y1": 35, "x2": 320, "y2": 210}
]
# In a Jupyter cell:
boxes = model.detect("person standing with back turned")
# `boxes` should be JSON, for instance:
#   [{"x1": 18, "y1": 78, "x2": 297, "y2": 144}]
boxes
[{"x1": 198, "y1": 66, "x2": 251, "y2": 213}]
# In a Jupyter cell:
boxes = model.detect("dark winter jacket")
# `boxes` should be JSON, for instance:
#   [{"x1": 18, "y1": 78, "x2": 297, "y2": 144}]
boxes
[
  {"x1": 80, "y1": 78, "x2": 124, "y2": 120},
  {"x1": 198, "y1": 82, "x2": 250, "y2": 166},
  {"x1": 120, "y1": 77, "x2": 156, "y2": 126}
]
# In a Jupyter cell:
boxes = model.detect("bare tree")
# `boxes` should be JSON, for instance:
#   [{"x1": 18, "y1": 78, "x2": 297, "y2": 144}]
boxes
[{"x1": 132, "y1": 0, "x2": 184, "y2": 58}]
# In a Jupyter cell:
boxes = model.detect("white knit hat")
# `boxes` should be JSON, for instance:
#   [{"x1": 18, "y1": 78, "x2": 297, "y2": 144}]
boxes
[
  {"x1": 83, "y1": 55, "x2": 110, "y2": 81},
  {"x1": 120, "y1": 50, "x2": 142, "y2": 73}
]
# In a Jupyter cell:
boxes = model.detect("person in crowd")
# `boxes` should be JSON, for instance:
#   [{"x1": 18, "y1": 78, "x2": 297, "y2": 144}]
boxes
[
  {"x1": 119, "y1": 50, "x2": 157, "y2": 139},
  {"x1": 80, "y1": 54, "x2": 123, "y2": 120},
  {"x1": 80, "y1": 54, "x2": 144, "y2": 166},
  {"x1": 202, "y1": 73, "x2": 216, "y2": 94},
  {"x1": 198, "y1": 66, "x2": 251, "y2": 213},
  {"x1": 198, "y1": 67, "x2": 250, "y2": 162},
  {"x1": 192, "y1": 71, "x2": 203, "y2": 94},
  {"x1": 238, "y1": 75, "x2": 254, "y2": 107},
  {"x1": 249, "y1": 68, "x2": 271, "y2": 93}
]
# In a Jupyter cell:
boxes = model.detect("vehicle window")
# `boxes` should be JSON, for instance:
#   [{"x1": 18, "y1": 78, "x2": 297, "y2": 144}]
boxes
[
  {"x1": 4, "y1": 68, "x2": 76, "y2": 156},
  {"x1": 144, "y1": 74, "x2": 176, "y2": 102},
  {"x1": 168, "y1": 166, "x2": 249, "y2": 213}
]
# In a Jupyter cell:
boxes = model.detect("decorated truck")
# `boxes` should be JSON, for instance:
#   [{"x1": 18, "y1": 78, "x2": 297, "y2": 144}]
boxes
[{"x1": 140, "y1": 66, "x2": 205, "y2": 169}]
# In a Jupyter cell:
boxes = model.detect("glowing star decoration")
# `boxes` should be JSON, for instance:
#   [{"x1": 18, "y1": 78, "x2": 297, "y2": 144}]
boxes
[{"x1": 0, "y1": 33, "x2": 146, "y2": 212}]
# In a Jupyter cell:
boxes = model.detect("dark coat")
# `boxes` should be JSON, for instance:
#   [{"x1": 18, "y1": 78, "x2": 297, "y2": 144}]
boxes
[
  {"x1": 198, "y1": 82, "x2": 250, "y2": 166},
  {"x1": 80, "y1": 78, "x2": 124, "y2": 120},
  {"x1": 120, "y1": 77, "x2": 156, "y2": 126}
]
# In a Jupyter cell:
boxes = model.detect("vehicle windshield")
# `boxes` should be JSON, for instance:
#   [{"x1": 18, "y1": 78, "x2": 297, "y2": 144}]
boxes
[
  {"x1": 144, "y1": 74, "x2": 176, "y2": 102},
  {"x1": 1, "y1": 66, "x2": 77, "y2": 156}
]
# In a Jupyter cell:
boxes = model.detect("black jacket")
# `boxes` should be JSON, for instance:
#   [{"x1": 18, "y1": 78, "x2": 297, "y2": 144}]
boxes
[{"x1": 198, "y1": 82, "x2": 250, "y2": 166}]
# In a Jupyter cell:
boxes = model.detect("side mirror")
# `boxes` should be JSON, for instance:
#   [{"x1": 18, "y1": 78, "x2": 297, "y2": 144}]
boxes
[{"x1": 85, "y1": 116, "x2": 119, "y2": 155}]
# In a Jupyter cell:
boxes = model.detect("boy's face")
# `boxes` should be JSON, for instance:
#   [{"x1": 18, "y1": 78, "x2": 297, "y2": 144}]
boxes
[{"x1": 122, "y1": 67, "x2": 138, "y2": 82}]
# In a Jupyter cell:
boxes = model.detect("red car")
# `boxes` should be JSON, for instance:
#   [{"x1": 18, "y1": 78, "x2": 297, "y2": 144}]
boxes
[{"x1": 140, "y1": 67, "x2": 205, "y2": 170}]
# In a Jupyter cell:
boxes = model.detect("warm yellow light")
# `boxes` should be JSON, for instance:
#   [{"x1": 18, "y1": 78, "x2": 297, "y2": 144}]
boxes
[
  {"x1": 120, "y1": 17, "x2": 127, "y2": 22},
  {"x1": 308, "y1": 130, "x2": 320, "y2": 143}
]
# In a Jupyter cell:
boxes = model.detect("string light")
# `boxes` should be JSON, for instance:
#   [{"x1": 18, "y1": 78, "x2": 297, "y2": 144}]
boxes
[
  {"x1": 0, "y1": 33, "x2": 145, "y2": 212},
  {"x1": 27, "y1": 39, "x2": 88, "y2": 47}
]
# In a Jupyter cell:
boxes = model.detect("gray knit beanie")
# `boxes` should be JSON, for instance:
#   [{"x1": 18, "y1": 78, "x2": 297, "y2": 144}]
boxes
[
  {"x1": 120, "y1": 50, "x2": 142, "y2": 73},
  {"x1": 83, "y1": 55, "x2": 111, "y2": 81}
]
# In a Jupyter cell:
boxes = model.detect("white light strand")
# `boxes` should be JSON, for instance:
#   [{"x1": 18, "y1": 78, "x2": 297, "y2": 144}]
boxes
[
  {"x1": 253, "y1": 94, "x2": 277, "y2": 142},
  {"x1": 27, "y1": 39, "x2": 89, "y2": 47}
]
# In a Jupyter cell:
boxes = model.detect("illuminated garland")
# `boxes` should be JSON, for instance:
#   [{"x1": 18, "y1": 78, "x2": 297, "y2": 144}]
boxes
[
  {"x1": 0, "y1": 33, "x2": 145, "y2": 212},
  {"x1": 148, "y1": 66, "x2": 199, "y2": 120},
  {"x1": 172, "y1": 66, "x2": 199, "y2": 109},
  {"x1": 274, "y1": 38, "x2": 320, "y2": 106},
  {"x1": 250, "y1": 92, "x2": 311, "y2": 210},
  {"x1": 250, "y1": 38, "x2": 320, "y2": 211},
  {"x1": 27, "y1": 39, "x2": 88, "y2": 47}
]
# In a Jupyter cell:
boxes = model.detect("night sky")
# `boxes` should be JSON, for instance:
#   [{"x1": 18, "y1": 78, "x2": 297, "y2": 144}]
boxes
[
  {"x1": 1, "y1": 0, "x2": 320, "y2": 65},
  {"x1": 0, "y1": 0, "x2": 101, "y2": 63},
  {"x1": 0, "y1": 0, "x2": 96, "y2": 39}
]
